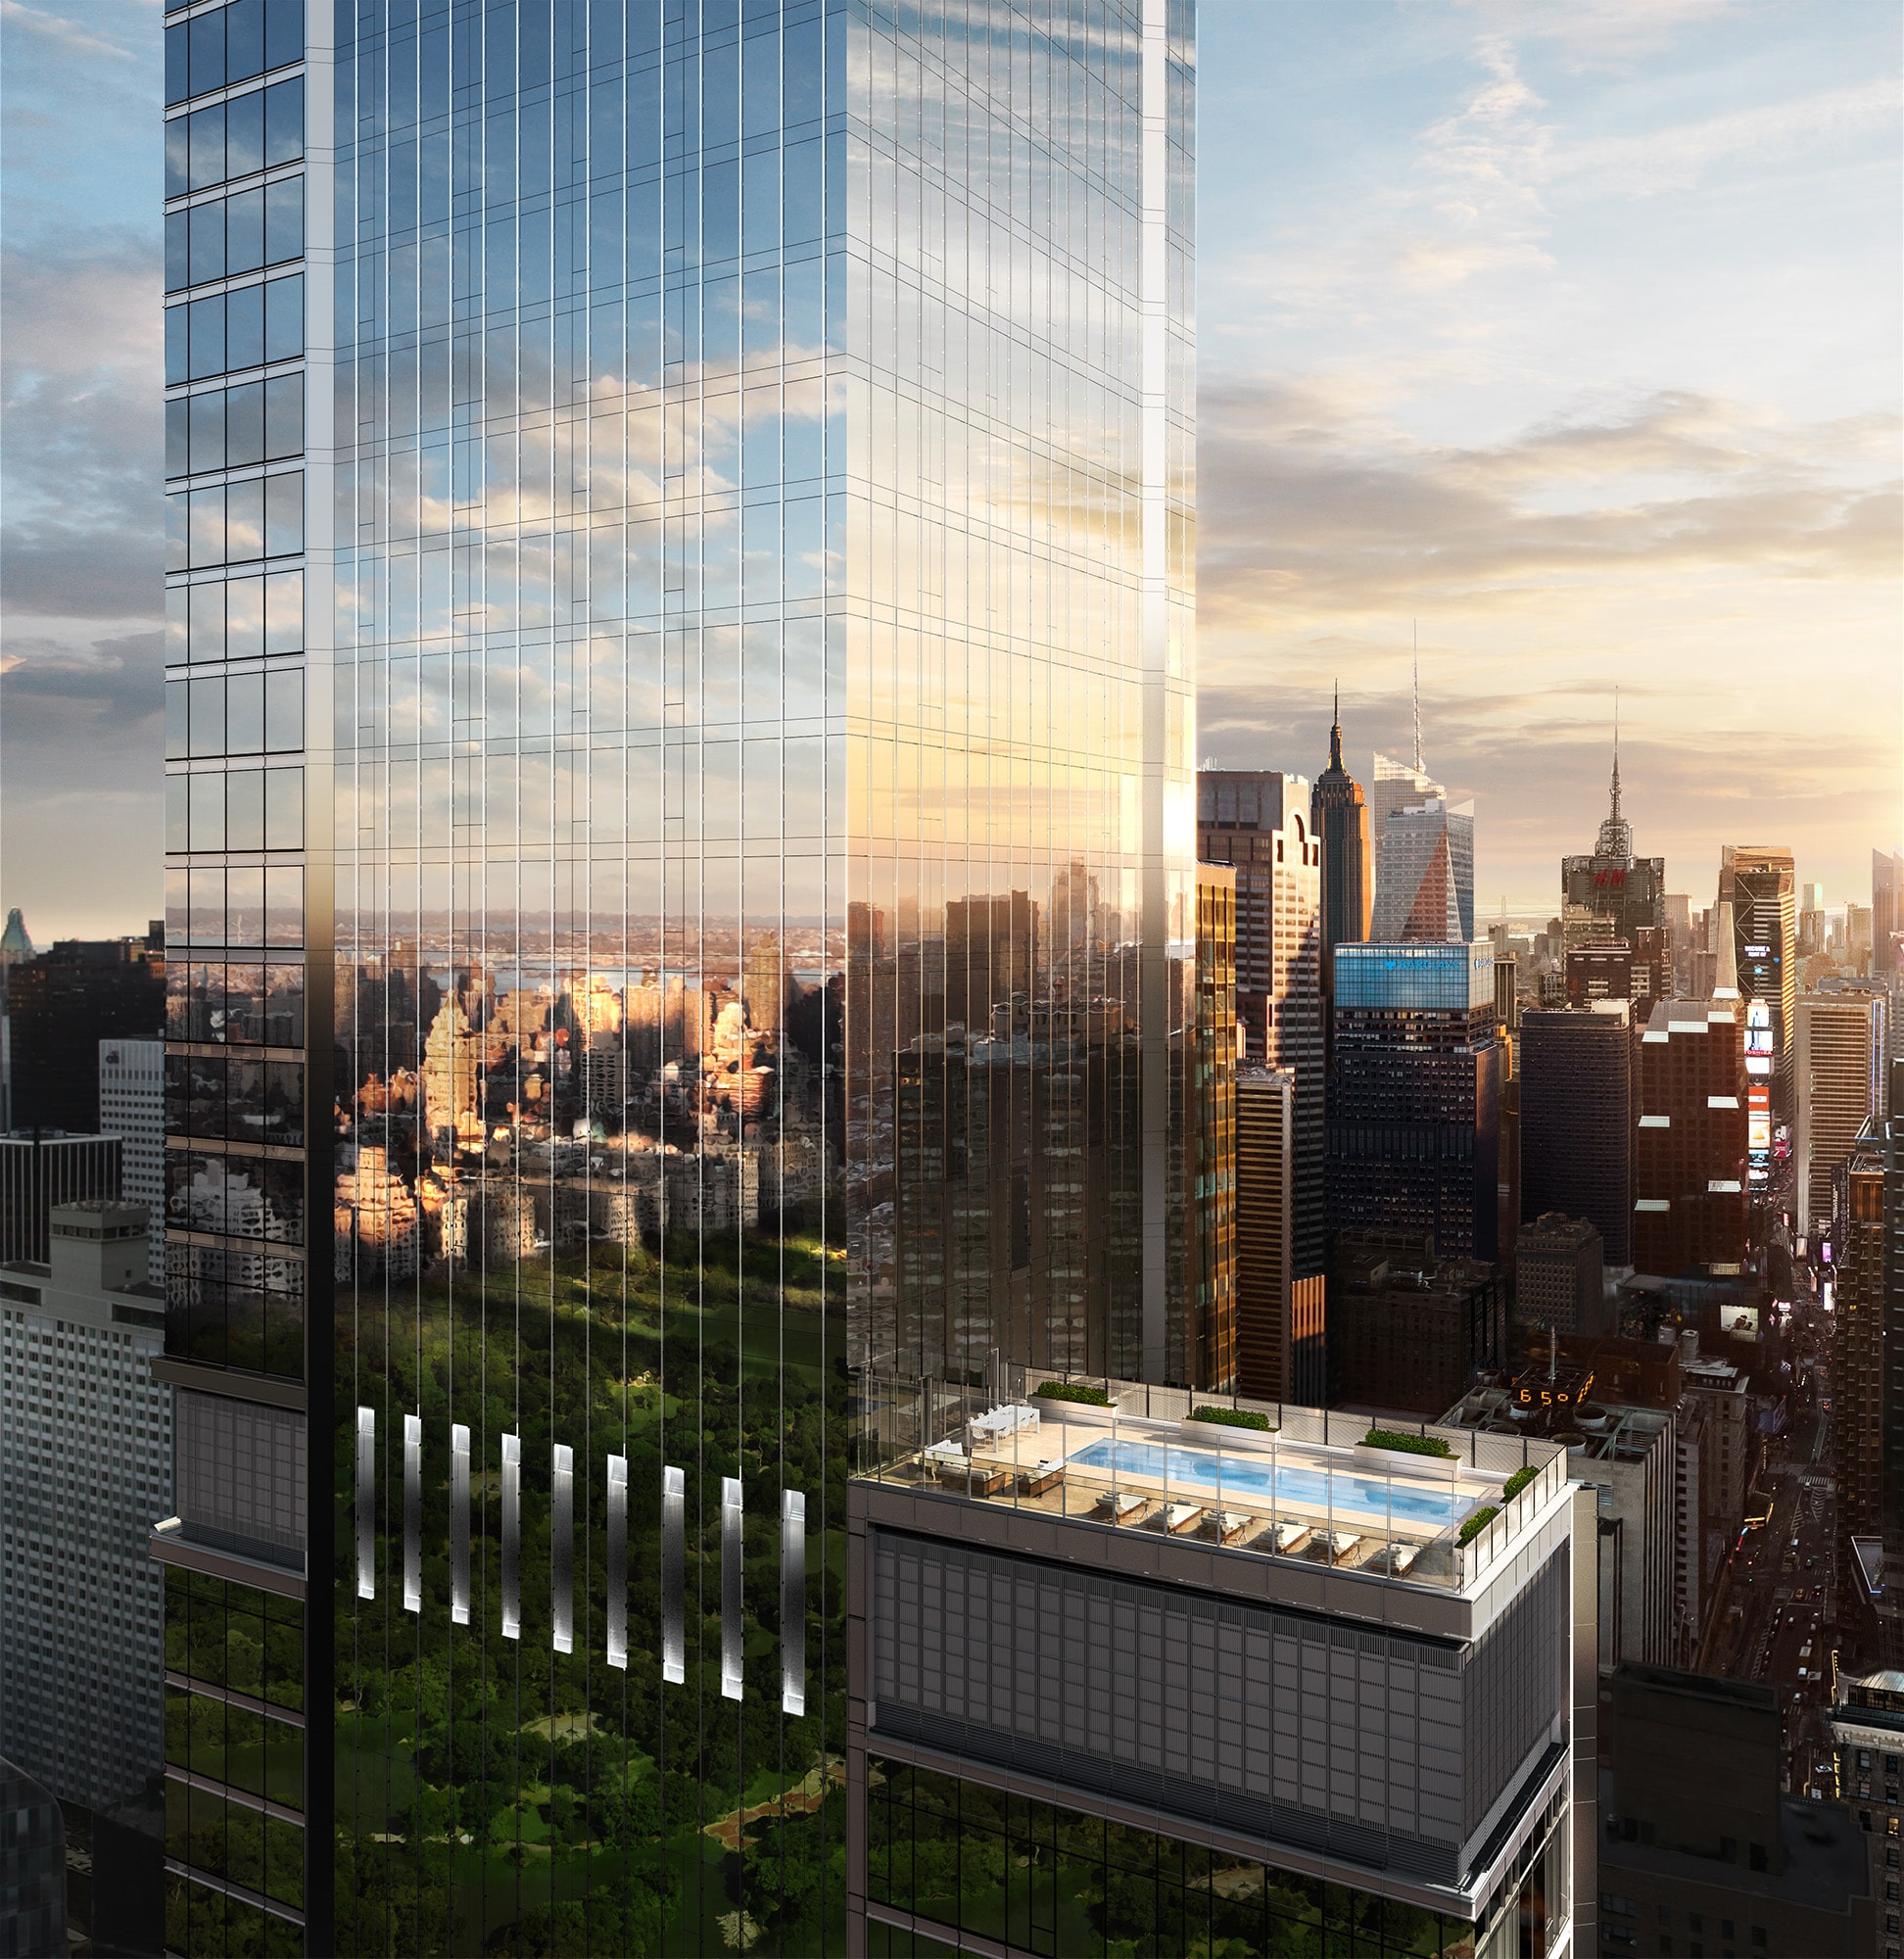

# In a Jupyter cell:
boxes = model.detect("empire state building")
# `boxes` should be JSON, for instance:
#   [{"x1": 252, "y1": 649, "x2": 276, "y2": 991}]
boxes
[{"x1": 1560, "y1": 729, "x2": 1667, "y2": 998}]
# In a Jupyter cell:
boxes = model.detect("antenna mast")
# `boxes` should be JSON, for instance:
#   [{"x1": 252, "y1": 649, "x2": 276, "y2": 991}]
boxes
[{"x1": 1412, "y1": 623, "x2": 1422, "y2": 773}]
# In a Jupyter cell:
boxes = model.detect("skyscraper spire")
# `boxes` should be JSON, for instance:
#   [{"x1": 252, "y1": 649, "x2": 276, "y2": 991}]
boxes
[
  {"x1": 1412, "y1": 625, "x2": 1422, "y2": 773},
  {"x1": 1329, "y1": 681, "x2": 1344, "y2": 772},
  {"x1": 1593, "y1": 687, "x2": 1634, "y2": 860},
  {"x1": 1609, "y1": 688, "x2": 1622, "y2": 823}
]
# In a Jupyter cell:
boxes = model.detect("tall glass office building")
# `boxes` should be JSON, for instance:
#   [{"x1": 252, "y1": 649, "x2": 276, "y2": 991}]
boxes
[{"x1": 158, "y1": 0, "x2": 1199, "y2": 1949}]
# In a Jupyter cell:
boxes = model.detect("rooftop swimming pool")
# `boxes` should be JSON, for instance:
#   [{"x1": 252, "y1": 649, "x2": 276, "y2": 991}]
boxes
[{"x1": 1064, "y1": 1437, "x2": 1479, "y2": 1529}]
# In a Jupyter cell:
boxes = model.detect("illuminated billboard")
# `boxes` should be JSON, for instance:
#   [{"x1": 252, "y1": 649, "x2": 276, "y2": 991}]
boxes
[
  {"x1": 1745, "y1": 998, "x2": 1774, "y2": 1077},
  {"x1": 1748, "y1": 1080, "x2": 1771, "y2": 1159}
]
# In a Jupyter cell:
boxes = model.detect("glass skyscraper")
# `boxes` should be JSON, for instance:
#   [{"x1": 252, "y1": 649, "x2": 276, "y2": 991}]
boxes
[{"x1": 159, "y1": 0, "x2": 1199, "y2": 1950}]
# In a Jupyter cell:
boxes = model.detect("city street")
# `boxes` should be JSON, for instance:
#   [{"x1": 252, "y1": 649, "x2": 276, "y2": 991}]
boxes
[{"x1": 1695, "y1": 1253, "x2": 1840, "y2": 1797}]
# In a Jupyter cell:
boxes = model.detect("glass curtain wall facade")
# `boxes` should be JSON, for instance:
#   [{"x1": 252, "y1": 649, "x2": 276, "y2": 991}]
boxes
[
  {"x1": 162, "y1": 0, "x2": 312, "y2": 1952},
  {"x1": 163, "y1": 0, "x2": 1196, "y2": 1951}
]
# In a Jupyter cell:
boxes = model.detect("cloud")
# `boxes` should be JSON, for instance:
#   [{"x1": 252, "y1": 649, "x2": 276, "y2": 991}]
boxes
[
  {"x1": 1550, "y1": 77, "x2": 1900, "y2": 198},
  {"x1": 1, "y1": 627, "x2": 165, "y2": 939},
  {"x1": 1, "y1": 630, "x2": 164, "y2": 724},
  {"x1": 1197, "y1": 376, "x2": 1902, "y2": 628},
  {"x1": 0, "y1": 234, "x2": 163, "y2": 623},
  {"x1": 1452, "y1": 0, "x2": 1742, "y2": 65},
  {"x1": 0, "y1": 0, "x2": 137, "y2": 63}
]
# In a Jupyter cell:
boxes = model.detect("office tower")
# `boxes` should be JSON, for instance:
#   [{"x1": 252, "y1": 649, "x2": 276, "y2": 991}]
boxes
[
  {"x1": 1232, "y1": 1066, "x2": 1323, "y2": 1404},
  {"x1": 1327, "y1": 941, "x2": 1501, "y2": 1261},
  {"x1": 1720, "y1": 844, "x2": 1797, "y2": 1120},
  {"x1": 1310, "y1": 693, "x2": 1371, "y2": 1066},
  {"x1": 1883, "y1": 1058, "x2": 1904, "y2": 1667},
  {"x1": 1518, "y1": 1005, "x2": 1633, "y2": 1266},
  {"x1": 100, "y1": 1039, "x2": 167, "y2": 1285},
  {"x1": 159, "y1": 1, "x2": 1204, "y2": 1951},
  {"x1": 1598, "y1": 1666, "x2": 1874, "y2": 1954},
  {"x1": 1875, "y1": 848, "x2": 1903, "y2": 977},
  {"x1": 1830, "y1": 1673, "x2": 1904, "y2": 1932},
  {"x1": 1515, "y1": 1213, "x2": 1603, "y2": 1334},
  {"x1": 1498, "y1": 1066, "x2": 1521, "y2": 1265},
  {"x1": 1193, "y1": 865, "x2": 1239, "y2": 1395},
  {"x1": 1446, "y1": 1361, "x2": 1673, "y2": 1669},
  {"x1": 1196, "y1": 771, "x2": 1323, "y2": 1272},
  {"x1": 1847, "y1": 902, "x2": 1874, "y2": 968},
  {"x1": 856, "y1": 1376, "x2": 1593, "y2": 1956},
  {"x1": 0, "y1": 1130, "x2": 120, "y2": 1266},
  {"x1": 1664, "y1": 891, "x2": 1692, "y2": 991},
  {"x1": 4, "y1": 931, "x2": 166, "y2": 1135},
  {"x1": 1494, "y1": 948, "x2": 1518, "y2": 1029},
  {"x1": 1327, "y1": 1228, "x2": 1503, "y2": 1414},
  {"x1": 1559, "y1": 746, "x2": 1667, "y2": 1021},
  {"x1": 0, "y1": 1755, "x2": 67, "y2": 1958},
  {"x1": 0, "y1": 912, "x2": 30, "y2": 1134},
  {"x1": 1798, "y1": 878, "x2": 1826, "y2": 960},
  {"x1": 1368, "y1": 741, "x2": 1442, "y2": 870},
  {"x1": 1832, "y1": 1134, "x2": 1884, "y2": 1543},
  {"x1": 1564, "y1": 939, "x2": 1631, "y2": 1007},
  {"x1": 0, "y1": 1204, "x2": 169, "y2": 1813},
  {"x1": 1633, "y1": 925, "x2": 1749, "y2": 1275},
  {"x1": 1675, "y1": 1333, "x2": 1753, "y2": 1584},
  {"x1": 1795, "y1": 990, "x2": 1883, "y2": 1238},
  {"x1": 1370, "y1": 795, "x2": 1476, "y2": 943},
  {"x1": 1559, "y1": 742, "x2": 1665, "y2": 960}
]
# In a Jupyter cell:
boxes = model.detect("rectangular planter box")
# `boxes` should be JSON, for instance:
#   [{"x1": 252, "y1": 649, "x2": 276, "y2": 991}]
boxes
[
  {"x1": 1179, "y1": 1415, "x2": 1281, "y2": 1455},
  {"x1": 1031, "y1": 1396, "x2": 1120, "y2": 1427},
  {"x1": 1352, "y1": 1442, "x2": 1461, "y2": 1483}
]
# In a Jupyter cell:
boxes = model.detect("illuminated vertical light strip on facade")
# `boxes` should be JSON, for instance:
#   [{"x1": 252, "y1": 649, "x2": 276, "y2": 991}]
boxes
[
  {"x1": 781, "y1": 1486, "x2": 805, "y2": 1716},
  {"x1": 402, "y1": 1410, "x2": 421, "y2": 1610},
  {"x1": 549, "y1": 1441, "x2": 573, "y2": 1654},
  {"x1": 605, "y1": 1451, "x2": 628, "y2": 1670},
  {"x1": 449, "y1": 1418, "x2": 469, "y2": 1625},
  {"x1": 354, "y1": 1407, "x2": 374, "y2": 1599},
  {"x1": 499, "y1": 1431, "x2": 519, "y2": 1643}
]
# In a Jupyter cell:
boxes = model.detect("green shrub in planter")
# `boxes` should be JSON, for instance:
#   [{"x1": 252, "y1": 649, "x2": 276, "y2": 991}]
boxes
[
  {"x1": 1188, "y1": 1405, "x2": 1271, "y2": 1432},
  {"x1": 1362, "y1": 1427, "x2": 1453, "y2": 1459},
  {"x1": 1031, "y1": 1381, "x2": 1110, "y2": 1407},
  {"x1": 1458, "y1": 1505, "x2": 1499, "y2": 1547},
  {"x1": 1502, "y1": 1465, "x2": 1538, "y2": 1502}
]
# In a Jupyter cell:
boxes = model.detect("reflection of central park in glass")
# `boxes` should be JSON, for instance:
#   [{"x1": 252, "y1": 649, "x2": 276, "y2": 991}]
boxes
[{"x1": 334, "y1": 1229, "x2": 847, "y2": 1956}]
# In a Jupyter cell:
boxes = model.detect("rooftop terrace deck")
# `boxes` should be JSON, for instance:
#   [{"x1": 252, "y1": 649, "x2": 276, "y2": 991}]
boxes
[{"x1": 856, "y1": 1371, "x2": 1570, "y2": 1597}]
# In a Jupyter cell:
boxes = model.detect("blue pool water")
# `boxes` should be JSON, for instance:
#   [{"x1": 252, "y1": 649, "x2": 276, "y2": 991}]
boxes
[{"x1": 1064, "y1": 1438, "x2": 1476, "y2": 1528}]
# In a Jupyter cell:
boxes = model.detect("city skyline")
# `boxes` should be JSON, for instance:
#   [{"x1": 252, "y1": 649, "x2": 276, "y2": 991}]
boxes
[
  {"x1": 0, "y1": 3, "x2": 1895, "y2": 1953},
  {"x1": 3, "y1": 0, "x2": 1898, "y2": 940}
]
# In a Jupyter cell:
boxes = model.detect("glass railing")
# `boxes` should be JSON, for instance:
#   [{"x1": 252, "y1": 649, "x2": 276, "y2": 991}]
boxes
[{"x1": 854, "y1": 1369, "x2": 1569, "y2": 1596}]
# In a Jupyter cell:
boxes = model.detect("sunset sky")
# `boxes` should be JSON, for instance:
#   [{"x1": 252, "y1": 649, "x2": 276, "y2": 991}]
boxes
[{"x1": 1, "y1": 0, "x2": 1898, "y2": 940}]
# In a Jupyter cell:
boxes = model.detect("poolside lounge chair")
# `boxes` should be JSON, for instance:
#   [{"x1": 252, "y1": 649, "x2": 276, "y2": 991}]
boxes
[
  {"x1": 1264, "y1": 1521, "x2": 1311, "y2": 1555},
  {"x1": 1321, "y1": 1530, "x2": 1362, "y2": 1565},
  {"x1": 1209, "y1": 1510, "x2": 1255, "y2": 1546},
  {"x1": 1382, "y1": 1543, "x2": 1420, "y2": 1576},
  {"x1": 1021, "y1": 1460, "x2": 1067, "y2": 1497},
  {"x1": 1164, "y1": 1504, "x2": 1205, "y2": 1536},
  {"x1": 1096, "y1": 1490, "x2": 1146, "y2": 1523}
]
